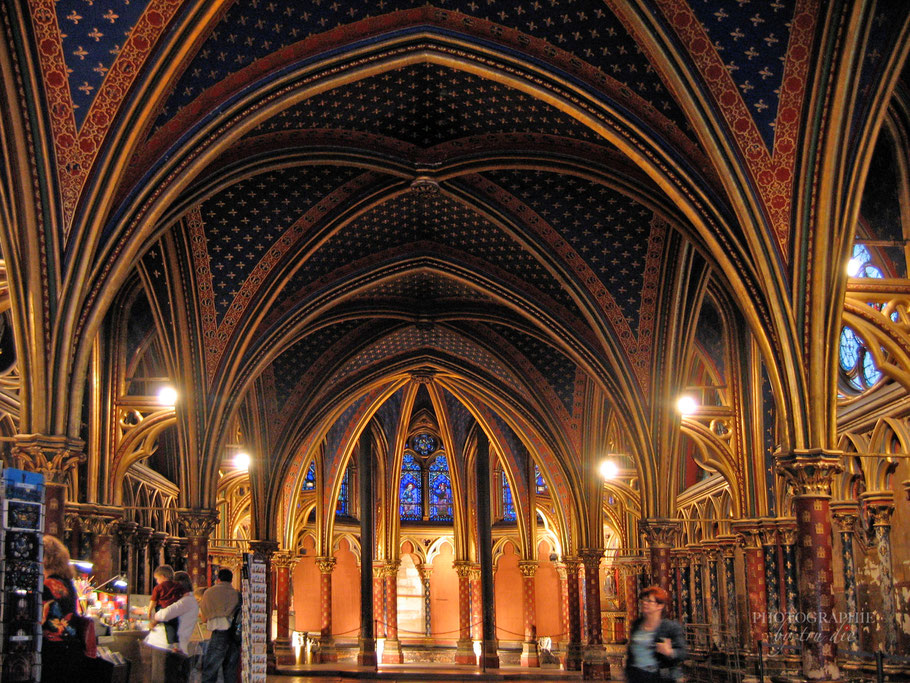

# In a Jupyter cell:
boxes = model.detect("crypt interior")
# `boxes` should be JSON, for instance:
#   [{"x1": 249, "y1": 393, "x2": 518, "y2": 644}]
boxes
[{"x1": 1, "y1": 0, "x2": 910, "y2": 679}]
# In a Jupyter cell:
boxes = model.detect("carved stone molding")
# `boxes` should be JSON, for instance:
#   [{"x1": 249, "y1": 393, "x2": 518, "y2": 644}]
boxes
[
  {"x1": 272, "y1": 551, "x2": 294, "y2": 570},
  {"x1": 775, "y1": 451, "x2": 843, "y2": 497},
  {"x1": 176, "y1": 509, "x2": 219, "y2": 538},
  {"x1": 730, "y1": 520, "x2": 762, "y2": 549},
  {"x1": 578, "y1": 548, "x2": 604, "y2": 574},
  {"x1": 249, "y1": 539, "x2": 279, "y2": 562},
  {"x1": 830, "y1": 502, "x2": 859, "y2": 533},
  {"x1": 517, "y1": 560, "x2": 539, "y2": 578},
  {"x1": 774, "y1": 520, "x2": 797, "y2": 546},
  {"x1": 453, "y1": 560, "x2": 473, "y2": 578},
  {"x1": 10, "y1": 434, "x2": 85, "y2": 483},
  {"x1": 315, "y1": 556, "x2": 337, "y2": 574},
  {"x1": 860, "y1": 492, "x2": 895, "y2": 528},
  {"x1": 117, "y1": 520, "x2": 139, "y2": 544},
  {"x1": 639, "y1": 519, "x2": 681, "y2": 548},
  {"x1": 562, "y1": 556, "x2": 582, "y2": 574}
]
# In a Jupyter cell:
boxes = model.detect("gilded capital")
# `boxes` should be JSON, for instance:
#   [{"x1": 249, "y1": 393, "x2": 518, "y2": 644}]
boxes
[
  {"x1": 562, "y1": 556, "x2": 582, "y2": 574},
  {"x1": 639, "y1": 519, "x2": 680, "y2": 548},
  {"x1": 579, "y1": 548, "x2": 604, "y2": 573},
  {"x1": 272, "y1": 551, "x2": 294, "y2": 569},
  {"x1": 315, "y1": 556, "x2": 337, "y2": 574},
  {"x1": 453, "y1": 560, "x2": 473, "y2": 578},
  {"x1": 860, "y1": 492, "x2": 894, "y2": 528},
  {"x1": 774, "y1": 521, "x2": 797, "y2": 546},
  {"x1": 775, "y1": 450, "x2": 842, "y2": 497},
  {"x1": 176, "y1": 509, "x2": 220, "y2": 538},
  {"x1": 730, "y1": 521, "x2": 762, "y2": 549},
  {"x1": 10, "y1": 434, "x2": 85, "y2": 483},
  {"x1": 517, "y1": 560, "x2": 539, "y2": 578}
]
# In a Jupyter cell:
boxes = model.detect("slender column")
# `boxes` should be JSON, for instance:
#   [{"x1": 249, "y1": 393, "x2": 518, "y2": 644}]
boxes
[
  {"x1": 373, "y1": 563, "x2": 386, "y2": 639},
  {"x1": 705, "y1": 547, "x2": 721, "y2": 647},
  {"x1": 759, "y1": 524, "x2": 781, "y2": 648},
  {"x1": 776, "y1": 521, "x2": 800, "y2": 653},
  {"x1": 382, "y1": 562, "x2": 403, "y2": 663},
  {"x1": 776, "y1": 452, "x2": 842, "y2": 680},
  {"x1": 469, "y1": 565, "x2": 482, "y2": 640},
  {"x1": 717, "y1": 539, "x2": 738, "y2": 638},
  {"x1": 580, "y1": 549, "x2": 607, "y2": 680},
  {"x1": 862, "y1": 493, "x2": 897, "y2": 653},
  {"x1": 518, "y1": 560, "x2": 539, "y2": 667},
  {"x1": 830, "y1": 504, "x2": 859, "y2": 651},
  {"x1": 11, "y1": 434, "x2": 85, "y2": 538},
  {"x1": 563, "y1": 557, "x2": 583, "y2": 670},
  {"x1": 134, "y1": 526, "x2": 153, "y2": 593},
  {"x1": 475, "y1": 433, "x2": 499, "y2": 669},
  {"x1": 272, "y1": 551, "x2": 295, "y2": 665},
  {"x1": 177, "y1": 509, "x2": 219, "y2": 588},
  {"x1": 357, "y1": 435, "x2": 377, "y2": 667},
  {"x1": 315, "y1": 557, "x2": 337, "y2": 662},
  {"x1": 556, "y1": 564, "x2": 569, "y2": 647},
  {"x1": 117, "y1": 521, "x2": 138, "y2": 592},
  {"x1": 677, "y1": 552, "x2": 691, "y2": 624},
  {"x1": 690, "y1": 549, "x2": 706, "y2": 626},
  {"x1": 454, "y1": 561, "x2": 474, "y2": 664},
  {"x1": 732, "y1": 526, "x2": 767, "y2": 650},
  {"x1": 419, "y1": 565, "x2": 432, "y2": 641},
  {"x1": 87, "y1": 514, "x2": 120, "y2": 584},
  {"x1": 148, "y1": 531, "x2": 168, "y2": 570},
  {"x1": 640, "y1": 519, "x2": 679, "y2": 592}
]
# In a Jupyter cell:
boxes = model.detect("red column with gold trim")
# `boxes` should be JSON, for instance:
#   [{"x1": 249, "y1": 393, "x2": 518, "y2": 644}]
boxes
[
  {"x1": 580, "y1": 549, "x2": 607, "y2": 679},
  {"x1": 564, "y1": 558, "x2": 583, "y2": 670},
  {"x1": 518, "y1": 560, "x2": 539, "y2": 667},
  {"x1": 382, "y1": 562, "x2": 403, "y2": 663},
  {"x1": 454, "y1": 561, "x2": 474, "y2": 664}
]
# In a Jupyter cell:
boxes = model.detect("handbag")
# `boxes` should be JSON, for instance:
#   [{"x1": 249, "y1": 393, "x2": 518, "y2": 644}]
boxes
[{"x1": 71, "y1": 613, "x2": 98, "y2": 658}]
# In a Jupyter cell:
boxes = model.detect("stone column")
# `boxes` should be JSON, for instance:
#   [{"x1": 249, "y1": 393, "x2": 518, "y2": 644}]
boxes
[
  {"x1": 315, "y1": 556, "x2": 337, "y2": 662},
  {"x1": 373, "y1": 563, "x2": 386, "y2": 639},
  {"x1": 454, "y1": 560, "x2": 474, "y2": 664},
  {"x1": 705, "y1": 546, "x2": 721, "y2": 647},
  {"x1": 563, "y1": 557, "x2": 583, "y2": 670},
  {"x1": 759, "y1": 524, "x2": 781, "y2": 641},
  {"x1": 690, "y1": 548, "x2": 706, "y2": 626},
  {"x1": 148, "y1": 531, "x2": 168, "y2": 571},
  {"x1": 775, "y1": 451, "x2": 842, "y2": 680},
  {"x1": 176, "y1": 509, "x2": 219, "y2": 588},
  {"x1": 556, "y1": 563, "x2": 570, "y2": 647},
  {"x1": 716, "y1": 538, "x2": 738, "y2": 638},
  {"x1": 677, "y1": 551, "x2": 691, "y2": 624},
  {"x1": 86, "y1": 513, "x2": 121, "y2": 585},
  {"x1": 732, "y1": 526, "x2": 767, "y2": 650},
  {"x1": 861, "y1": 492, "x2": 897, "y2": 653},
  {"x1": 134, "y1": 526, "x2": 153, "y2": 594},
  {"x1": 272, "y1": 551, "x2": 295, "y2": 664},
  {"x1": 830, "y1": 503, "x2": 859, "y2": 651},
  {"x1": 117, "y1": 521, "x2": 138, "y2": 590},
  {"x1": 475, "y1": 433, "x2": 499, "y2": 669},
  {"x1": 776, "y1": 520, "x2": 800, "y2": 653},
  {"x1": 10, "y1": 434, "x2": 85, "y2": 538},
  {"x1": 382, "y1": 561, "x2": 403, "y2": 663},
  {"x1": 469, "y1": 564, "x2": 482, "y2": 641},
  {"x1": 418, "y1": 565, "x2": 432, "y2": 641},
  {"x1": 580, "y1": 549, "x2": 607, "y2": 680},
  {"x1": 518, "y1": 560, "x2": 539, "y2": 667},
  {"x1": 640, "y1": 519, "x2": 679, "y2": 592},
  {"x1": 357, "y1": 434, "x2": 377, "y2": 667}
]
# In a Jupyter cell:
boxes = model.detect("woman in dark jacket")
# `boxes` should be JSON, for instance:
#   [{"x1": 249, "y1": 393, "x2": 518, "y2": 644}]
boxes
[
  {"x1": 41, "y1": 534, "x2": 87, "y2": 682},
  {"x1": 625, "y1": 585, "x2": 687, "y2": 683}
]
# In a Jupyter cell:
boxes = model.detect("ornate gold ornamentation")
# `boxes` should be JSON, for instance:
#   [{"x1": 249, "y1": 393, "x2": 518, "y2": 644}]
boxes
[
  {"x1": 176, "y1": 509, "x2": 219, "y2": 538},
  {"x1": 10, "y1": 434, "x2": 85, "y2": 483},
  {"x1": 453, "y1": 560, "x2": 473, "y2": 578},
  {"x1": 860, "y1": 492, "x2": 894, "y2": 528},
  {"x1": 579, "y1": 548, "x2": 604, "y2": 573},
  {"x1": 249, "y1": 539, "x2": 279, "y2": 562},
  {"x1": 517, "y1": 560, "x2": 538, "y2": 578},
  {"x1": 775, "y1": 520, "x2": 797, "y2": 546},
  {"x1": 315, "y1": 556, "x2": 337, "y2": 574},
  {"x1": 829, "y1": 502, "x2": 859, "y2": 534},
  {"x1": 639, "y1": 519, "x2": 681, "y2": 548},
  {"x1": 272, "y1": 551, "x2": 294, "y2": 569},
  {"x1": 775, "y1": 451, "x2": 843, "y2": 497}
]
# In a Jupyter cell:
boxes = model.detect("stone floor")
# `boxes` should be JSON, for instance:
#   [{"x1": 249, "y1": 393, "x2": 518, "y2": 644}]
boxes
[{"x1": 268, "y1": 662, "x2": 585, "y2": 681}]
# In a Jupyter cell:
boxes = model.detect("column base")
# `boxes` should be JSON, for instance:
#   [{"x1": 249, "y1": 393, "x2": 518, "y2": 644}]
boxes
[
  {"x1": 316, "y1": 638, "x2": 337, "y2": 663},
  {"x1": 455, "y1": 639, "x2": 476, "y2": 665},
  {"x1": 357, "y1": 637, "x2": 377, "y2": 667},
  {"x1": 382, "y1": 638, "x2": 403, "y2": 664},
  {"x1": 564, "y1": 642, "x2": 583, "y2": 671},
  {"x1": 481, "y1": 639, "x2": 500, "y2": 669},
  {"x1": 273, "y1": 643, "x2": 296, "y2": 667},
  {"x1": 520, "y1": 640, "x2": 540, "y2": 667},
  {"x1": 582, "y1": 644, "x2": 609, "y2": 680}
]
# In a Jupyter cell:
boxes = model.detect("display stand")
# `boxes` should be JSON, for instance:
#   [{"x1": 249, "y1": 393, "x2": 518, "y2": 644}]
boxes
[
  {"x1": 240, "y1": 552, "x2": 267, "y2": 682},
  {"x1": 0, "y1": 468, "x2": 45, "y2": 683}
]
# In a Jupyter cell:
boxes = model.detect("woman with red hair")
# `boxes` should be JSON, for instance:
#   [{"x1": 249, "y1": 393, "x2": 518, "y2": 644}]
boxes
[{"x1": 625, "y1": 586, "x2": 687, "y2": 683}]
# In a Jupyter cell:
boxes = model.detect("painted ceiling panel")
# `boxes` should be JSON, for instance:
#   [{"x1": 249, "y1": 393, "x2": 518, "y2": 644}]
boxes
[
  {"x1": 694, "y1": 298, "x2": 725, "y2": 381},
  {"x1": 684, "y1": 0, "x2": 797, "y2": 150},
  {"x1": 272, "y1": 190, "x2": 586, "y2": 319},
  {"x1": 248, "y1": 63, "x2": 603, "y2": 146},
  {"x1": 153, "y1": 1, "x2": 692, "y2": 139},
  {"x1": 442, "y1": 387, "x2": 475, "y2": 458},
  {"x1": 193, "y1": 164, "x2": 365, "y2": 323},
  {"x1": 348, "y1": 272, "x2": 496, "y2": 306},
  {"x1": 374, "y1": 386, "x2": 405, "y2": 449}
]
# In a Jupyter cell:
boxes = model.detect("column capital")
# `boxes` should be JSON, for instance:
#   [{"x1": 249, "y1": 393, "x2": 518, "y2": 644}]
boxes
[
  {"x1": 272, "y1": 551, "x2": 294, "y2": 569},
  {"x1": 730, "y1": 520, "x2": 763, "y2": 548},
  {"x1": 417, "y1": 564, "x2": 433, "y2": 580},
  {"x1": 639, "y1": 518, "x2": 681, "y2": 548},
  {"x1": 758, "y1": 522, "x2": 779, "y2": 547},
  {"x1": 774, "y1": 520, "x2": 797, "y2": 546},
  {"x1": 830, "y1": 501, "x2": 860, "y2": 533},
  {"x1": 149, "y1": 530, "x2": 169, "y2": 546},
  {"x1": 860, "y1": 491, "x2": 894, "y2": 527},
  {"x1": 134, "y1": 525, "x2": 154, "y2": 546},
  {"x1": 453, "y1": 560, "x2": 473, "y2": 578},
  {"x1": 774, "y1": 450, "x2": 843, "y2": 497},
  {"x1": 714, "y1": 535, "x2": 738, "y2": 557},
  {"x1": 381, "y1": 560, "x2": 401, "y2": 577},
  {"x1": 517, "y1": 560, "x2": 539, "y2": 577},
  {"x1": 248, "y1": 539, "x2": 279, "y2": 562},
  {"x1": 176, "y1": 508, "x2": 219, "y2": 538},
  {"x1": 117, "y1": 520, "x2": 139, "y2": 542},
  {"x1": 562, "y1": 556, "x2": 583, "y2": 573},
  {"x1": 315, "y1": 556, "x2": 337, "y2": 574},
  {"x1": 578, "y1": 548, "x2": 604, "y2": 571},
  {"x1": 10, "y1": 434, "x2": 85, "y2": 483}
]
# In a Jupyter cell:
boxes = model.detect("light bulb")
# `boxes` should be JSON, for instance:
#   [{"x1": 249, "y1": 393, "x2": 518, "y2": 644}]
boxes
[
  {"x1": 677, "y1": 395, "x2": 698, "y2": 415},
  {"x1": 599, "y1": 460, "x2": 619, "y2": 480},
  {"x1": 157, "y1": 386, "x2": 178, "y2": 406},
  {"x1": 234, "y1": 452, "x2": 251, "y2": 470}
]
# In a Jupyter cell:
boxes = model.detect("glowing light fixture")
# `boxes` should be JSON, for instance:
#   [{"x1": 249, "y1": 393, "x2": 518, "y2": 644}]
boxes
[
  {"x1": 69, "y1": 560, "x2": 93, "y2": 572},
  {"x1": 157, "y1": 386, "x2": 178, "y2": 406},
  {"x1": 234, "y1": 451, "x2": 251, "y2": 470},
  {"x1": 599, "y1": 460, "x2": 619, "y2": 480},
  {"x1": 677, "y1": 395, "x2": 698, "y2": 416},
  {"x1": 846, "y1": 257, "x2": 862, "y2": 277}
]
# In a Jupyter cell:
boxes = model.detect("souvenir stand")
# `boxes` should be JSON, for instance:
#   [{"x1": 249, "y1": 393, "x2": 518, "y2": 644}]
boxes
[{"x1": 241, "y1": 551, "x2": 267, "y2": 682}]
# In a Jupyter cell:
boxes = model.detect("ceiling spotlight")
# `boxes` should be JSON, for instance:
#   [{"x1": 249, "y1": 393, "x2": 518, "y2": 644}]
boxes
[
  {"x1": 846, "y1": 257, "x2": 862, "y2": 277},
  {"x1": 234, "y1": 451, "x2": 251, "y2": 470},
  {"x1": 677, "y1": 395, "x2": 698, "y2": 416},
  {"x1": 599, "y1": 460, "x2": 619, "y2": 480},
  {"x1": 157, "y1": 386, "x2": 178, "y2": 406}
]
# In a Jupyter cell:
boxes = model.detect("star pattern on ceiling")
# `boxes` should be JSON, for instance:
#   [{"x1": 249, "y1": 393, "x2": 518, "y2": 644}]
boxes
[{"x1": 350, "y1": 272, "x2": 496, "y2": 306}]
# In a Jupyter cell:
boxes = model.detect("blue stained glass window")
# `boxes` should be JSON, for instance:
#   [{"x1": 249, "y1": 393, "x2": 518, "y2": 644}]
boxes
[
  {"x1": 502, "y1": 471, "x2": 516, "y2": 522},
  {"x1": 335, "y1": 464, "x2": 351, "y2": 516},
  {"x1": 849, "y1": 244, "x2": 884, "y2": 279},
  {"x1": 839, "y1": 326, "x2": 883, "y2": 392},
  {"x1": 428, "y1": 456, "x2": 453, "y2": 521},
  {"x1": 534, "y1": 464, "x2": 547, "y2": 494},
  {"x1": 400, "y1": 454, "x2": 423, "y2": 520},
  {"x1": 303, "y1": 461, "x2": 316, "y2": 491},
  {"x1": 413, "y1": 433, "x2": 437, "y2": 456}
]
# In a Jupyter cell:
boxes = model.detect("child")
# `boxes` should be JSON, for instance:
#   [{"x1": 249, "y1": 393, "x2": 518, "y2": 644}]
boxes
[{"x1": 148, "y1": 564, "x2": 187, "y2": 649}]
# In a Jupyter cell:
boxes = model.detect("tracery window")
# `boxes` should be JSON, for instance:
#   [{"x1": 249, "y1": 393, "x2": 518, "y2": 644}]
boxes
[
  {"x1": 428, "y1": 456, "x2": 453, "y2": 521},
  {"x1": 400, "y1": 453, "x2": 423, "y2": 520},
  {"x1": 847, "y1": 244, "x2": 884, "y2": 279},
  {"x1": 839, "y1": 326, "x2": 883, "y2": 392},
  {"x1": 412, "y1": 433, "x2": 437, "y2": 456},
  {"x1": 534, "y1": 464, "x2": 547, "y2": 495},
  {"x1": 502, "y1": 471, "x2": 516, "y2": 522},
  {"x1": 303, "y1": 461, "x2": 316, "y2": 491},
  {"x1": 335, "y1": 464, "x2": 351, "y2": 516}
]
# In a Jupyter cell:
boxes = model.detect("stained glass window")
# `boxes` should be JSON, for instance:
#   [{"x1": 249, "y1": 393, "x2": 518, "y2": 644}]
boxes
[
  {"x1": 413, "y1": 433, "x2": 437, "y2": 456},
  {"x1": 335, "y1": 464, "x2": 351, "y2": 516},
  {"x1": 848, "y1": 244, "x2": 884, "y2": 279},
  {"x1": 502, "y1": 471, "x2": 516, "y2": 521},
  {"x1": 534, "y1": 464, "x2": 547, "y2": 494},
  {"x1": 428, "y1": 456, "x2": 453, "y2": 521},
  {"x1": 839, "y1": 326, "x2": 883, "y2": 392},
  {"x1": 400, "y1": 453, "x2": 423, "y2": 520},
  {"x1": 303, "y1": 461, "x2": 316, "y2": 491}
]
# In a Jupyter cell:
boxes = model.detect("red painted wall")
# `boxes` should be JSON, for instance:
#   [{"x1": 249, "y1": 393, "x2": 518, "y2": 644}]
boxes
[
  {"x1": 536, "y1": 540, "x2": 562, "y2": 637},
  {"x1": 430, "y1": 542, "x2": 459, "y2": 644},
  {"x1": 332, "y1": 538, "x2": 361, "y2": 637},
  {"x1": 292, "y1": 536, "x2": 320, "y2": 632},
  {"x1": 494, "y1": 542, "x2": 524, "y2": 642}
]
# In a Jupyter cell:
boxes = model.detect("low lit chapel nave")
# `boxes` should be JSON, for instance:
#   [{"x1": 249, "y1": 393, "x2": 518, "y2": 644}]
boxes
[{"x1": 1, "y1": 0, "x2": 910, "y2": 680}]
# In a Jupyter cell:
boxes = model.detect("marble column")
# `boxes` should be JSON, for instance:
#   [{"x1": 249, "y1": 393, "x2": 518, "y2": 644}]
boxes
[
  {"x1": 177, "y1": 509, "x2": 219, "y2": 588},
  {"x1": 11, "y1": 434, "x2": 85, "y2": 539},
  {"x1": 272, "y1": 551, "x2": 295, "y2": 664},
  {"x1": 580, "y1": 549, "x2": 607, "y2": 680},
  {"x1": 315, "y1": 556, "x2": 337, "y2": 662},
  {"x1": 382, "y1": 561, "x2": 403, "y2": 663},
  {"x1": 830, "y1": 503, "x2": 859, "y2": 651},
  {"x1": 861, "y1": 492, "x2": 897, "y2": 653},
  {"x1": 563, "y1": 557, "x2": 583, "y2": 671},
  {"x1": 454, "y1": 561, "x2": 474, "y2": 664},
  {"x1": 518, "y1": 560, "x2": 539, "y2": 667},
  {"x1": 775, "y1": 452, "x2": 842, "y2": 680}
]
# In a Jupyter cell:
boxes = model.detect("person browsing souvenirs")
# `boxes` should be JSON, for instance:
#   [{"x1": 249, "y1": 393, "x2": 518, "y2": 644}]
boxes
[
  {"x1": 625, "y1": 585, "x2": 687, "y2": 683},
  {"x1": 199, "y1": 568, "x2": 241, "y2": 683}
]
